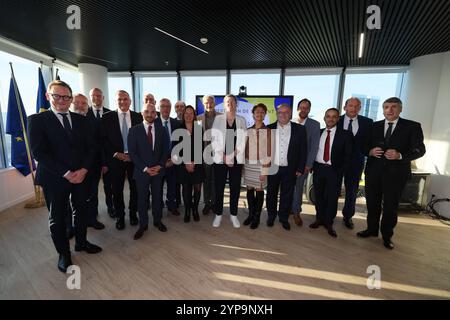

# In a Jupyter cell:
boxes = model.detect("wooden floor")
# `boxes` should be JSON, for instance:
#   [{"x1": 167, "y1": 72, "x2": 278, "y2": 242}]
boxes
[{"x1": 1, "y1": 188, "x2": 450, "y2": 300}]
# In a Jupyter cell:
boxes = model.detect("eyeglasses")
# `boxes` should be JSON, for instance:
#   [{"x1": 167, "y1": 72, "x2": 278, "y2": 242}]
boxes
[{"x1": 49, "y1": 93, "x2": 72, "y2": 101}]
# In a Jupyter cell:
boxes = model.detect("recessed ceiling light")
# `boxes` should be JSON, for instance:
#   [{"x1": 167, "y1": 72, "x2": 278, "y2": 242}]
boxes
[{"x1": 200, "y1": 38, "x2": 208, "y2": 44}]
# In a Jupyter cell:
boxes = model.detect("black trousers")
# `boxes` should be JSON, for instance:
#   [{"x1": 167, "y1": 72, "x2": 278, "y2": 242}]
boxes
[
  {"x1": 103, "y1": 170, "x2": 114, "y2": 209},
  {"x1": 214, "y1": 164, "x2": 243, "y2": 216},
  {"x1": 313, "y1": 163, "x2": 343, "y2": 227},
  {"x1": 365, "y1": 166, "x2": 408, "y2": 240},
  {"x1": 43, "y1": 178, "x2": 89, "y2": 254},
  {"x1": 342, "y1": 158, "x2": 364, "y2": 220},
  {"x1": 266, "y1": 166, "x2": 297, "y2": 223},
  {"x1": 109, "y1": 158, "x2": 138, "y2": 219},
  {"x1": 87, "y1": 165, "x2": 101, "y2": 224}
]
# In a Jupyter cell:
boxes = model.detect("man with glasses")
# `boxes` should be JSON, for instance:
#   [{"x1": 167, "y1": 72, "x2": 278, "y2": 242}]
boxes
[{"x1": 28, "y1": 80, "x2": 102, "y2": 273}]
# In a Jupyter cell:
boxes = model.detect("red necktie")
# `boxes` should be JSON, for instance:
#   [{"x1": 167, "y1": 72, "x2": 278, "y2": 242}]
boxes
[
  {"x1": 323, "y1": 130, "x2": 331, "y2": 163},
  {"x1": 148, "y1": 125, "x2": 153, "y2": 150}
]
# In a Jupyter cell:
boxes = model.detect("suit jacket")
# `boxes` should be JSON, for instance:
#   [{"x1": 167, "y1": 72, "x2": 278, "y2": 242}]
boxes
[
  {"x1": 128, "y1": 122, "x2": 170, "y2": 180},
  {"x1": 86, "y1": 106, "x2": 111, "y2": 166},
  {"x1": 102, "y1": 110, "x2": 143, "y2": 166},
  {"x1": 338, "y1": 115, "x2": 373, "y2": 163},
  {"x1": 301, "y1": 118, "x2": 321, "y2": 168},
  {"x1": 198, "y1": 111, "x2": 223, "y2": 129},
  {"x1": 211, "y1": 114, "x2": 247, "y2": 164},
  {"x1": 155, "y1": 116, "x2": 181, "y2": 158},
  {"x1": 28, "y1": 110, "x2": 95, "y2": 186},
  {"x1": 267, "y1": 121, "x2": 307, "y2": 175},
  {"x1": 318, "y1": 127, "x2": 353, "y2": 173},
  {"x1": 365, "y1": 118, "x2": 426, "y2": 179}
]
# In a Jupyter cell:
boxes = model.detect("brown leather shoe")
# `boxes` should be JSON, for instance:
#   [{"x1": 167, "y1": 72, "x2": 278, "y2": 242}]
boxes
[
  {"x1": 293, "y1": 213, "x2": 303, "y2": 227},
  {"x1": 309, "y1": 220, "x2": 322, "y2": 229}
]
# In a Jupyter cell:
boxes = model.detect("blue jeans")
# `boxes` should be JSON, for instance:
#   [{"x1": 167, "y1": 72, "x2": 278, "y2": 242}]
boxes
[{"x1": 291, "y1": 171, "x2": 310, "y2": 214}]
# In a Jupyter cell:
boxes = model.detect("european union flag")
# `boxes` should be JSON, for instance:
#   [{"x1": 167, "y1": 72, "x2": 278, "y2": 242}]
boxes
[
  {"x1": 36, "y1": 67, "x2": 50, "y2": 113},
  {"x1": 6, "y1": 77, "x2": 35, "y2": 176}
]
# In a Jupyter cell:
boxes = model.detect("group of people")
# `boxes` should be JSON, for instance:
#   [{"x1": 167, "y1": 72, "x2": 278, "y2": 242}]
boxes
[{"x1": 28, "y1": 79, "x2": 426, "y2": 273}]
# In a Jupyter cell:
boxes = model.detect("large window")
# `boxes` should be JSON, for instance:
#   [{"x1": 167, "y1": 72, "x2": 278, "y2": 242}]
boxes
[
  {"x1": 230, "y1": 70, "x2": 281, "y2": 96},
  {"x1": 341, "y1": 70, "x2": 407, "y2": 121},
  {"x1": 56, "y1": 66, "x2": 80, "y2": 94},
  {"x1": 284, "y1": 71, "x2": 341, "y2": 127},
  {"x1": 181, "y1": 71, "x2": 227, "y2": 107},
  {"x1": 108, "y1": 75, "x2": 133, "y2": 111},
  {"x1": 0, "y1": 50, "x2": 41, "y2": 169},
  {"x1": 139, "y1": 73, "x2": 178, "y2": 117}
]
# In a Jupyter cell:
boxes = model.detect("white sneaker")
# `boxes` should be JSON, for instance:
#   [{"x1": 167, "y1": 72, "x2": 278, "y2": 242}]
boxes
[
  {"x1": 212, "y1": 215, "x2": 222, "y2": 228},
  {"x1": 230, "y1": 215, "x2": 241, "y2": 228}
]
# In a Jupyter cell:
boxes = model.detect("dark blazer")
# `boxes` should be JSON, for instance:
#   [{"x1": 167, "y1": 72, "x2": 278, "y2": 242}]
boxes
[
  {"x1": 338, "y1": 115, "x2": 373, "y2": 162},
  {"x1": 128, "y1": 122, "x2": 170, "y2": 180},
  {"x1": 155, "y1": 116, "x2": 181, "y2": 157},
  {"x1": 28, "y1": 110, "x2": 95, "y2": 185},
  {"x1": 365, "y1": 118, "x2": 426, "y2": 178},
  {"x1": 319, "y1": 127, "x2": 353, "y2": 173},
  {"x1": 267, "y1": 121, "x2": 307, "y2": 175},
  {"x1": 102, "y1": 110, "x2": 143, "y2": 165},
  {"x1": 86, "y1": 107, "x2": 111, "y2": 166}
]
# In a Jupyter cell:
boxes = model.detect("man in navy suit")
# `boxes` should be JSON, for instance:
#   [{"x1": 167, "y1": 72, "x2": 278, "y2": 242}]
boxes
[
  {"x1": 266, "y1": 104, "x2": 307, "y2": 231},
  {"x1": 155, "y1": 98, "x2": 181, "y2": 216},
  {"x1": 337, "y1": 97, "x2": 373, "y2": 229},
  {"x1": 102, "y1": 90, "x2": 143, "y2": 230},
  {"x1": 28, "y1": 80, "x2": 102, "y2": 273},
  {"x1": 310, "y1": 108, "x2": 353, "y2": 238},
  {"x1": 128, "y1": 102, "x2": 170, "y2": 239},
  {"x1": 358, "y1": 97, "x2": 425, "y2": 249}
]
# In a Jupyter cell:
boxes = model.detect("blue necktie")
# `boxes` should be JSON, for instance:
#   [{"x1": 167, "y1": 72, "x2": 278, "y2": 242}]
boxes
[
  {"x1": 163, "y1": 120, "x2": 171, "y2": 149},
  {"x1": 121, "y1": 113, "x2": 128, "y2": 152}
]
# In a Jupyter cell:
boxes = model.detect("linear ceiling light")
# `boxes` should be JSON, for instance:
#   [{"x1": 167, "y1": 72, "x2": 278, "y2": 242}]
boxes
[
  {"x1": 154, "y1": 27, "x2": 209, "y2": 54},
  {"x1": 358, "y1": 33, "x2": 365, "y2": 58}
]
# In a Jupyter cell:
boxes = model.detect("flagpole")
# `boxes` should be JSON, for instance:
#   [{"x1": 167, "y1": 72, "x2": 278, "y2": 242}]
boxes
[{"x1": 9, "y1": 63, "x2": 44, "y2": 208}]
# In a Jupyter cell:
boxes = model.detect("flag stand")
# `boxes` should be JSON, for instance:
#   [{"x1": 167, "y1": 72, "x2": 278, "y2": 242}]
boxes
[{"x1": 9, "y1": 63, "x2": 45, "y2": 209}]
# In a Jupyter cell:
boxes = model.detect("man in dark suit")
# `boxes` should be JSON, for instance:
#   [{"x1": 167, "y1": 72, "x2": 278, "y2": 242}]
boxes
[
  {"x1": 310, "y1": 108, "x2": 353, "y2": 238},
  {"x1": 128, "y1": 102, "x2": 170, "y2": 239},
  {"x1": 358, "y1": 97, "x2": 425, "y2": 249},
  {"x1": 337, "y1": 97, "x2": 373, "y2": 229},
  {"x1": 28, "y1": 80, "x2": 102, "y2": 273},
  {"x1": 89, "y1": 88, "x2": 114, "y2": 219},
  {"x1": 155, "y1": 98, "x2": 181, "y2": 216},
  {"x1": 266, "y1": 104, "x2": 307, "y2": 231},
  {"x1": 102, "y1": 90, "x2": 143, "y2": 230}
]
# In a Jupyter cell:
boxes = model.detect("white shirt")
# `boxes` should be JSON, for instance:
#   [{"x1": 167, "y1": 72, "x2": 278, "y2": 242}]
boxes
[
  {"x1": 142, "y1": 121, "x2": 156, "y2": 172},
  {"x1": 344, "y1": 115, "x2": 359, "y2": 136},
  {"x1": 92, "y1": 106, "x2": 105, "y2": 118},
  {"x1": 51, "y1": 107, "x2": 72, "y2": 128},
  {"x1": 315, "y1": 126, "x2": 337, "y2": 165},
  {"x1": 274, "y1": 122, "x2": 291, "y2": 167},
  {"x1": 117, "y1": 109, "x2": 132, "y2": 133},
  {"x1": 384, "y1": 118, "x2": 399, "y2": 136}
]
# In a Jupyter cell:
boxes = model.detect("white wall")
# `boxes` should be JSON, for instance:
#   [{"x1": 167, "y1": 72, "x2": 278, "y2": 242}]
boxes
[
  {"x1": 78, "y1": 63, "x2": 109, "y2": 105},
  {"x1": 405, "y1": 51, "x2": 450, "y2": 218},
  {"x1": 0, "y1": 168, "x2": 34, "y2": 212}
]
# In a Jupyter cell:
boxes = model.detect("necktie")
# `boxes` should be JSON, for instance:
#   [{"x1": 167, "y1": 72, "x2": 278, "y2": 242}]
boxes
[
  {"x1": 348, "y1": 119, "x2": 354, "y2": 136},
  {"x1": 121, "y1": 113, "x2": 128, "y2": 151},
  {"x1": 384, "y1": 122, "x2": 393, "y2": 147},
  {"x1": 59, "y1": 113, "x2": 73, "y2": 139},
  {"x1": 323, "y1": 129, "x2": 331, "y2": 163},
  {"x1": 163, "y1": 120, "x2": 170, "y2": 149},
  {"x1": 96, "y1": 109, "x2": 101, "y2": 120},
  {"x1": 148, "y1": 124, "x2": 153, "y2": 150}
]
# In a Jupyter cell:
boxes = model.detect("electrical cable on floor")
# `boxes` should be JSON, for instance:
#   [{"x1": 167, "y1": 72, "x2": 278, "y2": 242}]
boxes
[{"x1": 421, "y1": 195, "x2": 450, "y2": 226}]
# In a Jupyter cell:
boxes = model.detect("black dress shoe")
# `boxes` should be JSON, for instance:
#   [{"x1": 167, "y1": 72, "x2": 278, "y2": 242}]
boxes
[
  {"x1": 154, "y1": 222, "x2": 167, "y2": 232},
  {"x1": 282, "y1": 221, "x2": 291, "y2": 231},
  {"x1": 58, "y1": 253, "x2": 72, "y2": 273},
  {"x1": 357, "y1": 229, "x2": 378, "y2": 238},
  {"x1": 75, "y1": 241, "x2": 102, "y2": 254},
  {"x1": 116, "y1": 217, "x2": 125, "y2": 230},
  {"x1": 383, "y1": 239, "x2": 395, "y2": 250},
  {"x1": 327, "y1": 227, "x2": 338, "y2": 238},
  {"x1": 107, "y1": 207, "x2": 116, "y2": 218},
  {"x1": 134, "y1": 225, "x2": 148, "y2": 240},
  {"x1": 89, "y1": 220, "x2": 105, "y2": 230},
  {"x1": 202, "y1": 205, "x2": 210, "y2": 215},
  {"x1": 243, "y1": 216, "x2": 253, "y2": 226},
  {"x1": 343, "y1": 218, "x2": 354, "y2": 230},
  {"x1": 309, "y1": 220, "x2": 322, "y2": 229},
  {"x1": 129, "y1": 214, "x2": 139, "y2": 226},
  {"x1": 267, "y1": 217, "x2": 275, "y2": 227},
  {"x1": 169, "y1": 208, "x2": 180, "y2": 216}
]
